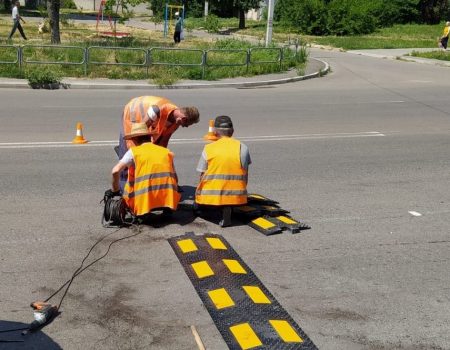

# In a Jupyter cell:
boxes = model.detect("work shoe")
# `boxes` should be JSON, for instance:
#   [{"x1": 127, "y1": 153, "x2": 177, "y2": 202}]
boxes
[{"x1": 219, "y1": 206, "x2": 232, "y2": 227}]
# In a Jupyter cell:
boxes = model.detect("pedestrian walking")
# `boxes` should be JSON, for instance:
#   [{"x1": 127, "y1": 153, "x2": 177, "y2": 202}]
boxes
[
  {"x1": 8, "y1": 1, "x2": 27, "y2": 41},
  {"x1": 439, "y1": 21, "x2": 450, "y2": 50},
  {"x1": 174, "y1": 12, "x2": 182, "y2": 44}
]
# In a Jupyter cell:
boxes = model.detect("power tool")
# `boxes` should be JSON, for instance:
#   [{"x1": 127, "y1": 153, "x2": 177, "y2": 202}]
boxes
[{"x1": 22, "y1": 301, "x2": 58, "y2": 335}]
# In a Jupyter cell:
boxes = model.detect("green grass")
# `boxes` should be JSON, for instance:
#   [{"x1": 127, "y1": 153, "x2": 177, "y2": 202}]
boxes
[
  {"x1": 188, "y1": 18, "x2": 441, "y2": 50},
  {"x1": 0, "y1": 16, "x2": 306, "y2": 83},
  {"x1": 305, "y1": 24, "x2": 442, "y2": 50},
  {"x1": 410, "y1": 50, "x2": 450, "y2": 61}
]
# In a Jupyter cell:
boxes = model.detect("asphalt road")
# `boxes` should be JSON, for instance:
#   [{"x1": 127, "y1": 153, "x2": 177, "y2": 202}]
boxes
[{"x1": 1, "y1": 49, "x2": 449, "y2": 350}]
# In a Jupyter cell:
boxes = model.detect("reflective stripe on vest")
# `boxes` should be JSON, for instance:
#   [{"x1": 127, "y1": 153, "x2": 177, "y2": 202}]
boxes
[
  {"x1": 123, "y1": 143, "x2": 180, "y2": 215},
  {"x1": 195, "y1": 137, "x2": 248, "y2": 206}
]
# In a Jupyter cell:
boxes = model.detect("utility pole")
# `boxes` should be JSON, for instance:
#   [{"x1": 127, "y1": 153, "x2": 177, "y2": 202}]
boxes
[
  {"x1": 265, "y1": 0, "x2": 274, "y2": 47},
  {"x1": 204, "y1": 1, "x2": 208, "y2": 18}
]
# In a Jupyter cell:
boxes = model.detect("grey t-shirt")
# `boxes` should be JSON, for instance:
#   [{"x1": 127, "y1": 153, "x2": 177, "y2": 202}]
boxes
[{"x1": 196, "y1": 141, "x2": 251, "y2": 173}]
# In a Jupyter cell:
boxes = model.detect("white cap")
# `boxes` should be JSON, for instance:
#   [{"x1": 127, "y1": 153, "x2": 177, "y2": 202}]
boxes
[{"x1": 175, "y1": 12, "x2": 179, "y2": 16}]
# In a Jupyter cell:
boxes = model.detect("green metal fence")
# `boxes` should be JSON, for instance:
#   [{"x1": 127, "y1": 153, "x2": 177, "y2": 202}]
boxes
[{"x1": 0, "y1": 44, "x2": 301, "y2": 79}]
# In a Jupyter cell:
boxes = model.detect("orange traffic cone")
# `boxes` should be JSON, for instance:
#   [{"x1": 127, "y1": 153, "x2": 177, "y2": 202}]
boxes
[
  {"x1": 72, "y1": 122, "x2": 88, "y2": 144},
  {"x1": 203, "y1": 119, "x2": 218, "y2": 142}
]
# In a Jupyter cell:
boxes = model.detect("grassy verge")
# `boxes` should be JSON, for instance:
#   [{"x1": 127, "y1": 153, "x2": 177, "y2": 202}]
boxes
[
  {"x1": 180, "y1": 17, "x2": 442, "y2": 50},
  {"x1": 0, "y1": 17, "x2": 306, "y2": 84},
  {"x1": 409, "y1": 50, "x2": 450, "y2": 61}
]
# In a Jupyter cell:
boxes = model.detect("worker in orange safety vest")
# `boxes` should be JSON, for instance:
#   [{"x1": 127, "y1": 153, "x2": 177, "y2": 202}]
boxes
[
  {"x1": 117, "y1": 96, "x2": 199, "y2": 191},
  {"x1": 111, "y1": 122, "x2": 181, "y2": 217},
  {"x1": 195, "y1": 115, "x2": 251, "y2": 227}
]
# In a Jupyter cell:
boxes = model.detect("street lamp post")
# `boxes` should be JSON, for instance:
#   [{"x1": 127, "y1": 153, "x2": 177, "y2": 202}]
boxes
[{"x1": 265, "y1": 0, "x2": 274, "y2": 47}]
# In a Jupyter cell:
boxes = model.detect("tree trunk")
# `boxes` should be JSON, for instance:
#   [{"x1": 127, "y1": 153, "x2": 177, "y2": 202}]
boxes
[
  {"x1": 47, "y1": 0, "x2": 60, "y2": 44},
  {"x1": 238, "y1": 8, "x2": 245, "y2": 29}
]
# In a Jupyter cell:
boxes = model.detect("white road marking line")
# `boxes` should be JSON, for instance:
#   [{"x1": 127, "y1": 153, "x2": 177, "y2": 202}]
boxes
[
  {"x1": 408, "y1": 211, "x2": 422, "y2": 217},
  {"x1": 0, "y1": 132, "x2": 385, "y2": 149}
]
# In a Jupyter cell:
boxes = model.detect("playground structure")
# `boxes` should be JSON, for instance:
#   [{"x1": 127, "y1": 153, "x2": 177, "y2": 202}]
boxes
[
  {"x1": 163, "y1": 3, "x2": 184, "y2": 38},
  {"x1": 96, "y1": 0, "x2": 130, "y2": 39}
]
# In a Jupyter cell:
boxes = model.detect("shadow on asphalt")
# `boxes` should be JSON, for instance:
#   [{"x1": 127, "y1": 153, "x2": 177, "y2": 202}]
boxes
[{"x1": 0, "y1": 320, "x2": 62, "y2": 349}]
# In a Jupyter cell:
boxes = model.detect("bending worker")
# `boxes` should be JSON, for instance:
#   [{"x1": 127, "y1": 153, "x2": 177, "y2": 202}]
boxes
[
  {"x1": 118, "y1": 95, "x2": 199, "y2": 189},
  {"x1": 195, "y1": 115, "x2": 251, "y2": 227},
  {"x1": 111, "y1": 123, "x2": 180, "y2": 217}
]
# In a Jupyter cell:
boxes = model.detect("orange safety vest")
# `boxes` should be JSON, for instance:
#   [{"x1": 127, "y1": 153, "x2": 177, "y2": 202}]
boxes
[
  {"x1": 123, "y1": 143, "x2": 180, "y2": 216},
  {"x1": 122, "y1": 96, "x2": 178, "y2": 149},
  {"x1": 195, "y1": 137, "x2": 248, "y2": 206}
]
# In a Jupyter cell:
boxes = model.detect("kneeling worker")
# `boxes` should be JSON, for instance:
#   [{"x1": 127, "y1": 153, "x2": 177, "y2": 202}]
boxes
[
  {"x1": 118, "y1": 96, "x2": 199, "y2": 191},
  {"x1": 195, "y1": 115, "x2": 251, "y2": 227},
  {"x1": 111, "y1": 123, "x2": 180, "y2": 217}
]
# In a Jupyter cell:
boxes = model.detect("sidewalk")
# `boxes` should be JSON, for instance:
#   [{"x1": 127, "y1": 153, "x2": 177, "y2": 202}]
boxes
[{"x1": 347, "y1": 48, "x2": 450, "y2": 67}]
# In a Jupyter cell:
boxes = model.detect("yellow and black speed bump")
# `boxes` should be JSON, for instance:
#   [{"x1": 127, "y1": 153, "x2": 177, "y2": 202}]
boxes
[
  {"x1": 247, "y1": 194, "x2": 279, "y2": 205},
  {"x1": 265, "y1": 215, "x2": 311, "y2": 234},
  {"x1": 233, "y1": 205, "x2": 263, "y2": 217},
  {"x1": 248, "y1": 216, "x2": 283, "y2": 235},
  {"x1": 168, "y1": 232, "x2": 318, "y2": 350}
]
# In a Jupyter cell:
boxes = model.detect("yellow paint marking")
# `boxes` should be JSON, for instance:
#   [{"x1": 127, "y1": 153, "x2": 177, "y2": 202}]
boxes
[
  {"x1": 223, "y1": 259, "x2": 247, "y2": 274},
  {"x1": 277, "y1": 216, "x2": 297, "y2": 224},
  {"x1": 243, "y1": 286, "x2": 271, "y2": 304},
  {"x1": 191, "y1": 261, "x2": 214, "y2": 279},
  {"x1": 206, "y1": 237, "x2": 227, "y2": 250},
  {"x1": 177, "y1": 239, "x2": 198, "y2": 253},
  {"x1": 208, "y1": 288, "x2": 235, "y2": 309},
  {"x1": 230, "y1": 323, "x2": 262, "y2": 349},
  {"x1": 269, "y1": 320, "x2": 303, "y2": 343},
  {"x1": 252, "y1": 217, "x2": 276, "y2": 229}
]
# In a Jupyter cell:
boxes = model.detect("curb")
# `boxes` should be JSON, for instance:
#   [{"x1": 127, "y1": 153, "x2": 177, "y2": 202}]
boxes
[{"x1": 0, "y1": 58, "x2": 329, "y2": 90}]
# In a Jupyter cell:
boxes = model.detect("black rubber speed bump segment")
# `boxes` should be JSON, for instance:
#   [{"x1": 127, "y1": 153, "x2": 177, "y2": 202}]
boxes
[
  {"x1": 248, "y1": 193, "x2": 279, "y2": 205},
  {"x1": 265, "y1": 216, "x2": 310, "y2": 234},
  {"x1": 248, "y1": 217, "x2": 283, "y2": 235},
  {"x1": 168, "y1": 233, "x2": 318, "y2": 350}
]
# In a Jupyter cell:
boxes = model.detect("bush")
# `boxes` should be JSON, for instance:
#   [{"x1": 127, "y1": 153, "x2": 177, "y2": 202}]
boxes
[
  {"x1": 61, "y1": 0, "x2": 77, "y2": 9},
  {"x1": 275, "y1": 0, "x2": 328, "y2": 35},
  {"x1": 204, "y1": 14, "x2": 220, "y2": 33},
  {"x1": 26, "y1": 67, "x2": 62, "y2": 87},
  {"x1": 327, "y1": 0, "x2": 378, "y2": 35}
]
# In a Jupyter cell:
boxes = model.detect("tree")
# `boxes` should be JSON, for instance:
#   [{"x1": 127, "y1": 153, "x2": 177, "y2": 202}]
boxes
[
  {"x1": 47, "y1": 0, "x2": 61, "y2": 44},
  {"x1": 208, "y1": 0, "x2": 260, "y2": 28},
  {"x1": 418, "y1": 0, "x2": 448, "y2": 24},
  {"x1": 3, "y1": 0, "x2": 12, "y2": 12}
]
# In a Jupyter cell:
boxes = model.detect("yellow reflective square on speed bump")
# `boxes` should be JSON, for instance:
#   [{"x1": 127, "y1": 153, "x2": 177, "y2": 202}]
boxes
[
  {"x1": 177, "y1": 239, "x2": 198, "y2": 253},
  {"x1": 243, "y1": 286, "x2": 271, "y2": 304},
  {"x1": 223, "y1": 259, "x2": 247, "y2": 274},
  {"x1": 230, "y1": 323, "x2": 262, "y2": 350},
  {"x1": 277, "y1": 216, "x2": 297, "y2": 224},
  {"x1": 269, "y1": 320, "x2": 303, "y2": 343},
  {"x1": 208, "y1": 288, "x2": 235, "y2": 309},
  {"x1": 206, "y1": 237, "x2": 227, "y2": 250},
  {"x1": 252, "y1": 217, "x2": 276, "y2": 229},
  {"x1": 191, "y1": 261, "x2": 214, "y2": 279}
]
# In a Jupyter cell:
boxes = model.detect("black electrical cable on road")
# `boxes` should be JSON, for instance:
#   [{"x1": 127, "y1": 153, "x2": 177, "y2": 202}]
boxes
[
  {"x1": 1, "y1": 222, "x2": 143, "y2": 336},
  {"x1": 49, "y1": 224, "x2": 143, "y2": 310}
]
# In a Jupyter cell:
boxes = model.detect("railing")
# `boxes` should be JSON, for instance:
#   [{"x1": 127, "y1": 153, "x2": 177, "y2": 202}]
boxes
[
  {"x1": 0, "y1": 45, "x2": 20, "y2": 65},
  {"x1": 0, "y1": 44, "x2": 301, "y2": 78},
  {"x1": 21, "y1": 44, "x2": 86, "y2": 73}
]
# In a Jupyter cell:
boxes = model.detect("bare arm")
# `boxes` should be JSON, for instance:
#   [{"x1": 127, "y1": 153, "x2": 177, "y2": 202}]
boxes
[{"x1": 111, "y1": 161, "x2": 128, "y2": 192}]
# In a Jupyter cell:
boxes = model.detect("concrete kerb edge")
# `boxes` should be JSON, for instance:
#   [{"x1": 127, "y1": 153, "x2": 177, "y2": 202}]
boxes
[{"x1": 0, "y1": 58, "x2": 330, "y2": 90}]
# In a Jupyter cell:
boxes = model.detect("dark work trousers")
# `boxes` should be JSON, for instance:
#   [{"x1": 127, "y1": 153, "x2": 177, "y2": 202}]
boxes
[
  {"x1": 8, "y1": 19, "x2": 27, "y2": 40},
  {"x1": 441, "y1": 36, "x2": 449, "y2": 49},
  {"x1": 174, "y1": 31, "x2": 181, "y2": 43}
]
